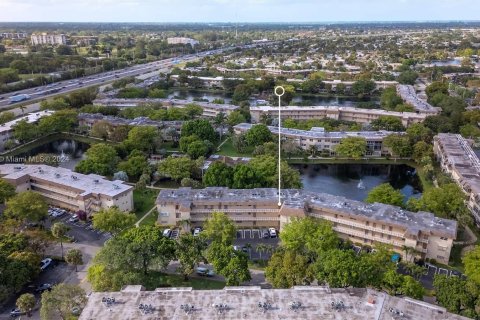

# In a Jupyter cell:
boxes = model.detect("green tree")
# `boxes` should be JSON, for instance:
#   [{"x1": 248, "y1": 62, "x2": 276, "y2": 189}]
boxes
[
  {"x1": 406, "y1": 123, "x2": 433, "y2": 144},
  {"x1": 40, "y1": 98, "x2": 70, "y2": 111},
  {"x1": 75, "y1": 143, "x2": 119, "y2": 176},
  {"x1": 124, "y1": 126, "x2": 159, "y2": 154},
  {"x1": 334, "y1": 137, "x2": 367, "y2": 159},
  {"x1": 203, "y1": 212, "x2": 236, "y2": 245},
  {"x1": 90, "y1": 120, "x2": 112, "y2": 140},
  {"x1": 181, "y1": 119, "x2": 216, "y2": 142},
  {"x1": 0, "y1": 111, "x2": 15, "y2": 124},
  {"x1": 187, "y1": 140, "x2": 209, "y2": 159},
  {"x1": 176, "y1": 233, "x2": 207, "y2": 280},
  {"x1": 0, "y1": 179, "x2": 15, "y2": 204},
  {"x1": 87, "y1": 264, "x2": 142, "y2": 292},
  {"x1": 384, "y1": 134, "x2": 413, "y2": 157},
  {"x1": 352, "y1": 80, "x2": 375, "y2": 97},
  {"x1": 371, "y1": 116, "x2": 405, "y2": 131},
  {"x1": 38, "y1": 109, "x2": 77, "y2": 134},
  {"x1": 401, "y1": 275, "x2": 425, "y2": 299},
  {"x1": 433, "y1": 275, "x2": 475, "y2": 315},
  {"x1": 315, "y1": 249, "x2": 361, "y2": 287},
  {"x1": 206, "y1": 242, "x2": 251, "y2": 286},
  {"x1": 65, "y1": 248, "x2": 84, "y2": 272},
  {"x1": 51, "y1": 222, "x2": 69, "y2": 259},
  {"x1": 244, "y1": 124, "x2": 272, "y2": 146},
  {"x1": 40, "y1": 284, "x2": 87, "y2": 320},
  {"x1": 158, "y1": 156, "x2": 197, "y2": 181},
  {"x1": 67, "y1": 87, "x2": 98, "y2": 108},
  {"x1": 232, "y1": 164, "x2": 262, "y2": 189},
  {"x1": 365, "y1": 183, "x2": 404, "y2": 207},
  {"x1": 426, "y1": 81, "x2": 448, "y2": 99},
  {"x1": 117, "y1": 153, "x2": 149, "y2": 180},
  {"x1": 203, "y1": 162, "x2": 233, "y2": 187},
  {"x1": 232, "y1": 84, "x2": 252, "y2": 103},
  {"x1": 463, "y1": 246, "x2": 480, "y2": 286},
  {"x1": 92, "y1": 207, "x2": 136, "y2": 236},
  {"x1": 5, "y1": 191, "x2": 48, "y2": 223},
  {"x1": 398, "y1": 70, "x2": 418, "y2": 85},
  {"x1": 13, "y1": 120, "x2": 38, "y2": 143},
  {"x1": 382, "y1": 269, "x2": 405, "y2": 295},
  {"x1": 412, "y1": 141, "x2": 433, "y2": 164},
  {"x1": 409, "y1": 183, "x2": 466, "y2": 219},
  {"x1": 265, "y1": 248, "x2": 314, "y2": 288},
  {"x1": 380, "y1": 87, "x2": 403, "y2": 110},
  {"x1": 16, "y1": 293, "x2": 36, "y2": 317},
  {"x1": 227, "y1": 111, "x2": 246, "y2": 126},
  {"x1": 280, "y1": 217, "x2": 338, "y2": 257}
]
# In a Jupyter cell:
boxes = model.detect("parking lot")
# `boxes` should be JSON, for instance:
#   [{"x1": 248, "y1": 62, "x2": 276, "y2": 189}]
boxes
[{"x1": 233, "y1": 228, "x2": 280, "y2": 260}]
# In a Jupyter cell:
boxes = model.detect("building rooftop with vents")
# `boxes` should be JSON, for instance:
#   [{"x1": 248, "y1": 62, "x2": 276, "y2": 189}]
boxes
[{"x1": 79, "y1": 285, "x2": 469, "y2": 320}]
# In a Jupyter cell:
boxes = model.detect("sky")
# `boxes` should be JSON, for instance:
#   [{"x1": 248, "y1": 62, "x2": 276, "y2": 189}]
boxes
[{"x1": 0, "y1": 0, "x2": 478, "y2": 23}]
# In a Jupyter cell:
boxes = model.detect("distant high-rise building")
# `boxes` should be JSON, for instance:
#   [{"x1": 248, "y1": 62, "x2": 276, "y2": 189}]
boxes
[
  {"x1": 31, "y1": 33, "x2": 66, "y2": 46},
  {"x1": 167, "y1": 37, "x2": 199, "y2": 47}
]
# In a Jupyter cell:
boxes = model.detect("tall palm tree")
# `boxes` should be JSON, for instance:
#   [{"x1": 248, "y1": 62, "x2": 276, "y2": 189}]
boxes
[
  {"x1": 244, "y1": 243, "x2": 252, "y2": 259},
  {"x1": 256, "y1": 243, "x2": 268, "y2": 260},
  {"x1": 51, "y1": 222, "x2": 69, "y2": 259}
]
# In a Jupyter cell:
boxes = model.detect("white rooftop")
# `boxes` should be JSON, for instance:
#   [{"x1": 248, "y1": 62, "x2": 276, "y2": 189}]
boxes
[
  {"x1": 0, "y1": 164, "x2": 132, "y2": 198},
  {"x1": 0, "y1": 110, "x2": 54, "y2": 134}
]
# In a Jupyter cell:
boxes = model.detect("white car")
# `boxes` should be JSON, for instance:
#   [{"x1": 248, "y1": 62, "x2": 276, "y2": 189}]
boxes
[
  {"x1": 163, "y1": 229, "x2": 172, "y2": 238},
  {"x1": 193, "y1": 227, "x2": 201, "y2": 237},
  {"x1": 40, "y1": 258, "x2": 52, "y2": 271},
  {"x1": 68, "y1": 214, "x2": 79, "y2": 223},
  {"x1": 268, "y1": 228, "x2": 277, "y2": 238}
]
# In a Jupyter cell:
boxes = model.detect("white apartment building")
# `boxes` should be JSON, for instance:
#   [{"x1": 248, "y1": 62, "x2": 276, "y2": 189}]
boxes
[
  {"x1": 157, "y1": 187, "x2": 457, "y2": 264},
  {"x1": 233, "y1": 123, "x2": 396, "y2": 157},
  {"x1": 0, "y1": 164, "x2": 133, "y2": 214},
  {"x1": 167, "y1": 37, "x2": 199, "y2": 46},
  {"x1": 31, "y1": 33, "x2": 66, "y2": 45},
  {"x1": 250, "y1": 105, "x2": 428, "y2": 127},
  {"x1": 0, "y1": 111, "x2": 54, "y2": 152},
  {"x1": 434, "y1": 133, "x2": 480, "y2": 225}
]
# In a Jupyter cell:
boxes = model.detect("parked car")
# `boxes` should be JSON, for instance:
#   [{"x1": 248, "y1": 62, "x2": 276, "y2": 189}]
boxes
[
  {"x1": 268, "y1": 228, "x2": 277, "y2": 238},
  {"x1": 40, "y1": 258, "x2": 52, "y2": 271},
  {"x1": 68, "y1": 214, "x2": 79, "y2": 223},
  {"x1": 10, "y1": 308, "x2": 25, "y2": 318},
  {"x1": 193, "y1": 227, "x2": 202, "y2": 237},
  {"x1": 35, "y1": 283, "x2": 53, "y2": 293},
  {"x1": 163, "y1": 229, "x2": 172, "y2": 238},
  {"x1": 196, "y1": 267, "x2": 215, "y2": 277}
]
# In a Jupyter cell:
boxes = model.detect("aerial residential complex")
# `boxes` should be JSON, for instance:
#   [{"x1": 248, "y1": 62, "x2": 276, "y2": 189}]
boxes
[
  {"x1": 0, "y1": 111, "x2": 54, "y2": 152},
  {"x1": 166, "y1": 37, "x2": 199, "y2": 46},
  {"x1": 396, "y1": 85, "x2": 441, "y2": 114},
  {"x1": 78, "y1": 285, "x2": 468, "y2": 320},
  {"x1": 156, "y1": 187, "x2": 457, "y2": 264},
  {"x1": 249, "y1": 105, "x2": 429, "y2": 126},
  {"x1": 78, "y1": 113, "x2": 183, "y2": 141},
  {"x1": 233, "y1": 123, "x2": 396, "y2": 157},
  {"x1": 0, "y1": 164, "x2": 133, "y2": 214},
  {"x1": 92, "y1": 98, "x2": 239, "y2": 117},
  {"x1": 434, "y1": 133, "x2": 480, "y2": 225},
  {"x1": 30, "y1": 33, "x2": 66, "y2": 45}
]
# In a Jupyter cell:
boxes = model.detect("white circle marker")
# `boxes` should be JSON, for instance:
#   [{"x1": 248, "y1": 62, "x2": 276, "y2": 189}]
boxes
[{"x1": 274, "y1": 86, "x2": 285, "y2": 207}]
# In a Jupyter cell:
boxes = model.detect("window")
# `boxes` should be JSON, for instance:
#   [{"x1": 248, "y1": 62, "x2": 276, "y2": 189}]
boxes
[
  {"x1": 437, "y1": 246, "x2": 447, "y2": 252},
  {"x1": 440, "y1": 237, "x2": 448, "y2": 241},
  {"x1": 160, "y1": 212, "x2": 169, "y2": 217},
  {"x1": 437, "y1": 255, "x2": 444, "y2": 260}
]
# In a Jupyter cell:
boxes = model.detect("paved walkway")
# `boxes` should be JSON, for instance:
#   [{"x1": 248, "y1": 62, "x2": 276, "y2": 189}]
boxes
[{"x1": 135, "y1": 206, "x2": 157, "y2": 227}]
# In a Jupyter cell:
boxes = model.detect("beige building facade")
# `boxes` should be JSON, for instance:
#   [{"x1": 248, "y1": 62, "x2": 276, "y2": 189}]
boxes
[
  {"x1": 0, "y1": 164, "x2": 133, "y2": 214},
  {"x1": 157, "y1": 187, "x2": 457, "y2": 264}
]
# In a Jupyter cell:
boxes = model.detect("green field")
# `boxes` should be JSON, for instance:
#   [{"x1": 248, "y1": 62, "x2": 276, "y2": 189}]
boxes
[
  {"x1": 216, "y1": 138, "x2": 254, "y2": 157},
  {"x1": 133, "y1": 189, "x2": 160, "y2": 220},
  {"x1": 139, "y1": 210, "x2": 159, "y2": 226},
  {"x1": 143, "y1": 272, "x2": 225, "y2": 290}
]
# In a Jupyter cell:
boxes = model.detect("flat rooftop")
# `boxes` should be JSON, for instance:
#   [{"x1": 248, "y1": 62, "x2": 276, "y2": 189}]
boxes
[
  {"x1": 78, "y1": 113, "x2": 183, "y2": 128},
  {"x1": 93, "y1": 98, "x2": 239, "y2": 111},
  {"x1": 0, "y1": 164, "x2": 132, "y2": 198},
  {"x1": 396, "y1": 84, "x2": 440, "y2": 113},
  {"x1": 157, "y1": 187, "x2": 457, "y2": 239},
  {"x1": 0, "y1": 110, "x2": 54, "y2": 134},
  {"x1": 234, "y1": 123, "x2": 397, "y2": 139},
  {"x1": 79, "y1": 286, "x2": 468, "y2": 320}
]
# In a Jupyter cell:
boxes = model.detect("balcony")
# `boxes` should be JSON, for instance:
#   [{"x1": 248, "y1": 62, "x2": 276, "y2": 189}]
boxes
[
  {"x1": 192, "y1": 208, "x2": 279, "y2": 214},
  {"x1": 190, "y1": 216, "x2": 280, "y2": 222},
  {"x1": 333, "y1": 226, "x2": 404, "y2": 247}
]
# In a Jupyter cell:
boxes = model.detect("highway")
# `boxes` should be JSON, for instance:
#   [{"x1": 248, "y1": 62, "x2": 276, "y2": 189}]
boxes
[{"x1": 0, "y1": 41, "x2": 279, "y2": 111}]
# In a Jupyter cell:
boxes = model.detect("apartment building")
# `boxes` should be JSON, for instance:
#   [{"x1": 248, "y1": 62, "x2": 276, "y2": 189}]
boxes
[
  {"x1": 250, "y1": 105, "x2": 428, "y2": 127},
  {"x1": 0, "y1": 164, "x2": 133, "y2": 214},
  {"x1": 78, "y1": 113, "x2": 183, "y2": 141},
  {"x1": 92, "y1": 98, "x2": 239, "y2": 118},
  {"x1": 31, "y1": 33, "x2": 66, "y2": 45},
  {"x1": 0, "y1": 32, "x2": 27, "y2": 40},
  {"x1": 157, "y1": 187, "x2": 457, "y2": 264},
  {"x1": 433, "y1": 133, "x2": 480, "y2": 224},
  {"x1": 396, "y1": 85, "x2": 441, "y2": 114},
  {"x1": 79, "y1": 285, "x2": 469, "y2": 320},
  {"x1": 0, "y1": 111, "x2": 54, "y2": 152},
  {"x1": 233, "y1": 123, "x2": 396, "y2": 157},
  {"x1": 167, "y1": 37, "x2": 199, "y2": 46}
]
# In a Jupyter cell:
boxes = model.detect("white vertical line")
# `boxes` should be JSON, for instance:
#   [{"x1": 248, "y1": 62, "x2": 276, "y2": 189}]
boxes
[{"x1": 278, "y1": 94, "x2": 281, "y2": 206}]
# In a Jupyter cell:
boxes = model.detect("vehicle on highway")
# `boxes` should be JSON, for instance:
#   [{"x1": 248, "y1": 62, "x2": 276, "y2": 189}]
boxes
[
  {"x1": 9, "y1": 94, "x2": 30, "y2": 103},
  {"x1": 35, "y1": 283, "x2": 53, "y2": 293},
  {"x1": 10, "y1": 308, "x2": 25, "y2": 318},
  {"x1": 40, "y1": 258, "x2": 53, "y2": 271},
  {"x1": 196, "y1": 267, "x2": 215, "y2": 277}
]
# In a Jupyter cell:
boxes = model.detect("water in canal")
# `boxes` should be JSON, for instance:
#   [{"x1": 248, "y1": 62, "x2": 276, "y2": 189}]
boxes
[{"x1": 295, "y1": 163, "x2": 421, "y2": 202}]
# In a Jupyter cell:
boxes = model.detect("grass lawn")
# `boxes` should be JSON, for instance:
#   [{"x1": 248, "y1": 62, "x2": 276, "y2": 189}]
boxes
[
  {"x1": 133, "y1": 189, "x2": 159, "y2": 220},
  {"x1": 163, "y1": 141, "x2": 180, "y2": 152},
  {"x1": 139, "y1": 210, "x2": 159, "y2": 226},
  {"x1": 142, "y1": 271, "x2": 225, "y2": 290},
  {"x1": 216, "y1": 138, "x2": 254, "y2": 157}
]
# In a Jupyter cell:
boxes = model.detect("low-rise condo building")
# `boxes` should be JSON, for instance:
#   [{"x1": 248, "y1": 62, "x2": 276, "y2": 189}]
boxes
[
  {"x1": 156, "y1": 187, "x2": 457, "y2": 264},
  {"x1": 31, "y1": 33, "x2": 66, "y2": 45},
  {"x1": 233, "y1": 123, "x2": 396, "y2": 157},
  {"x1": 0, "y1": 164, "x2": 133, "y2": 214},
  {"x1": 0, "y1": 111, "x2": 54, "y2": 152},
  {"x1": 92, "y1": 98, "x2": 239, "y2": 118},
  {"x1": 396, "y1": 85, "x2": 441, "y2": 114},
  {"x1": 249, "y1": 105, "x2": 428, "y2": 127},
  {"x1": 79, "y1": 285, "x2": 468, "y2": 320},
  {"x1": 434, "y1": 133, "x2": 480, "y2": 224}
]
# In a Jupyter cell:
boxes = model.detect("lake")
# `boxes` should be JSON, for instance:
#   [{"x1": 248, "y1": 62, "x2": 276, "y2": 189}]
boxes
[
  {"x1": 16, "y1": 139, "x2": 90, "y2": 170},
  {"x1": 168, "y1": 89, "x2": 377, "y2": 107},
  {"x1": 295, "y1": 163, "x2": 421, "y2": 202}
]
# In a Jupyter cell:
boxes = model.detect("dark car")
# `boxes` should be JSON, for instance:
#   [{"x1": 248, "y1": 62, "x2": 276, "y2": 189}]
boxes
[
  {"x1": 10, "y1": 308, "x2": 25, "y2": 318},
  {"x1": 35, "y1": 283, "x2": 53, "y2": 293}
]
